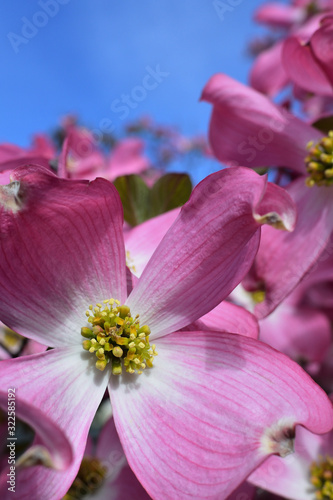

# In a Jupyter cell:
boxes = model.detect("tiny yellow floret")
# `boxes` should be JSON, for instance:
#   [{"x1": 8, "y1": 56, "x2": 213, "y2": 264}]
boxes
[
  {"x1": 305, "y1": 132, "x2": 333, "y2": 187},
  {"x1": 81, "y1": 298, "x2": 157, "y2": 374},
  {"x1": 310, "y1": 455, "x2": 333, "y2": 499}
]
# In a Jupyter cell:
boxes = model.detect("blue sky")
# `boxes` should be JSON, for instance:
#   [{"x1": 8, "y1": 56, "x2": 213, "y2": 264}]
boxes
[{"x1": 0, "y1": 0, "x2": 273, "y2": 149}]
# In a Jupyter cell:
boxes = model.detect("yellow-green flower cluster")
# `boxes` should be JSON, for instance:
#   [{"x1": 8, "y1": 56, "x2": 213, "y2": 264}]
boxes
[
  {"x1": 63, "y1": 457, "x2": 107, "y2": 499},
  {"x1": 81, "y1": 299, "x2": 157, "y2": 374},
  {"x1": 305, "y1": 132, "x2": 333, "y2": 187},
  {"x1": 310, "y1": 456, "x2": 333, "y2": 500}
]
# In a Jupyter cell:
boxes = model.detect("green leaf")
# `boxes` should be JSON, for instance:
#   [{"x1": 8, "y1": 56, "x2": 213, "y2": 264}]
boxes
[
  {"x1": 113, "y1": 175, "x2": 150, "y2": 226},
  {"x1": 150, "y1": 173, "x2": 192, "y2": 216},
  {"x1": 114, "y1": 173, "x2": 192, "y2": 226}
]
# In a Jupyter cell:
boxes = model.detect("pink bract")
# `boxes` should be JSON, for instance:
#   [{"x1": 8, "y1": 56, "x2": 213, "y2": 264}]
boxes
[{"x1": 201, "y1": 73, "x2": 333, "y2": 317}]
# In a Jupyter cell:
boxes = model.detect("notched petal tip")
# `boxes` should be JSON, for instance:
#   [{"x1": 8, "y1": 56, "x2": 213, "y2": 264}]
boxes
[
  {"x1": 15, "y1": 445, "x2": 56, "y2": 469},
  {"x1": 260, "y1": 418, "x2": 296, "y2": 458},
  {"x1": 254, "y1": 181, "x2": 297, "y2": 232},
  {"x1": 254, "y1": 211, "x2": 292, "y2": 231},
  {"x1": 0, "y1": 181, "x2": 22, "y2": 213}
]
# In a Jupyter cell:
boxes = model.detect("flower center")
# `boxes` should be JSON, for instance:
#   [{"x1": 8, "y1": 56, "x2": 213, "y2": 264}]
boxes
[
  {"x1": 305, "y1": 132, "x2": 333, "y2": 187},
  {"x1": 81, "y1": 299, "x2": 157, "y2": 374},
  {"x1": 310, "y1": 456, "x2": 333, "y2": 499},
  {"x1": 63, "y1": 457, "x2": 107, "y2": 499}
]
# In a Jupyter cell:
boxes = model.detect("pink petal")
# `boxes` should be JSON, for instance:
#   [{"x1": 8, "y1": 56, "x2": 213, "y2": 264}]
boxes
[
  {"x1": 201, "y1": 73, "x2": 322, "y2": 172},
  {"x1": 311, "y1": 18, "x2": 333, "y2": 84},
  {"x1": 259, "y1": 302, "x2": 332, "y2": 365},
  {"x1": 250, "y1": 42, "x2": 289, "y2": 97},
  {"x1": 197, "y1": 301, "x2": 259, "y2": 339},
  {"x1": 282, "y1": 36, "x2": 333, "y2": 96},
  {"x1": 254, "y1": 3, "x2": 305, "y2": 29},
  {"x1": 108, "y1": 138, "x2": 150, "y2": 181},
  {"x1": 127, "y1": 167, "x2": 291, "y2": 339},
  {"x1": 0, "y1": 165, "x2": 127, "y2": 347},
  {"x1": 0, "y1": 346, "x2": 110, "y2": 500},
  {"x1": 124, "y1": 208, "x2": 180, "y2": 277},
  {"x1": 253, "y1": 179, "x2": 333, "y2": 318},
  {"x1": 249, "y1": 426, "x2": 333, "y2": 500},
  {"x1": 110, "y1": 332, "x2": 333, "y2": 500}
]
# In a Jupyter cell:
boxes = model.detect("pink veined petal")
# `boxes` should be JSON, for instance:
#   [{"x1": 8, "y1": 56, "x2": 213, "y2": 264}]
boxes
[
  {"x1": 201, "y1": 73, "x2": 323, "y2": 173},
  {"x1": 248, "y1": 427, "x2": 333, "y2": 500},
  {"x1": 0, "y1": 346, "x2": 110, "y2": 500},
  {"x1": 197, "y1": 301, "x2": 259, "y2": 339},
  {"x1": 126, "y1": 167, "x2": 282, "y2": 339},
  {"x1": 0, "y1": 391, "x2": 72, "y2": 470},
  {"x1": 107, "y1": 138, "x2": 150, "y2": 181},
  {"x1": 109, "y1": 331, "x2": 333, "y2": 500},
  {"x1": 259, "y1": 302, "x2": 332, "y2": 365},
  {"x1": 124, "y1": 208, "x2": 181, "y2": 277},
  {"x1": 254, "y1": 3, "x2": 305, "y2": 28},
  {"x1": 282, "y1": 36, "x2": 333, "y2": 96},
  {"x1": 250, "y1": 41, "x2": 289, "y2": 97},
  {"x1": 0, "y1": 165, "x2": 127, "y2": 347},
  {"x1": 253, "y1": 178, "x2": 333, "y2": 318}
]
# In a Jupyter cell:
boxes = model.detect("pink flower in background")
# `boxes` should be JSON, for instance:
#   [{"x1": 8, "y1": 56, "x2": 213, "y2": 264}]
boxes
[
  {"x1": 250, "y1": 14, "x2": 323, "y2": 97},
  {"x1": 254, "y1": 2, "x2": 307, "y2": 29},
  {"x1": 282, "y1": 15, "x2": 333, "y2": 96},
  {"x1": 258, "y1": 288, "x2": 332, "y2": 374},
  {"x1": 201, "y1": 73, "x2": 333, "y2": 318},
  {"x1": 248, "y1": 425, "x2": 333, "y2": 500},
  {"x1": 1, "y1": 164, "x2": 330, "y2": 499},
  {"x1": 58, "y1": 124, "x2": 150, "y2": 181},
  {"x1": 0, "y1": 134, "x2": 55, "y2": 184},
  {"x1": 0, "y1": 322, "x2": 46, "y2": 361}
]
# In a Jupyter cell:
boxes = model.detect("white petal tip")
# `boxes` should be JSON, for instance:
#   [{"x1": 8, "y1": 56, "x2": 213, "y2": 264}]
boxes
[
  {"x1": 16, "y1": 445, "x2": 58, "y2": 469},
  {"x1": 260, "y1": 418, "x2": 296, "y2": 458},
  {"x1": 254, "y1": 212, "x2": 292, "y2": 231},
  {"x1": 0, "y1": 181, "x2": 22, "y2": 213}
]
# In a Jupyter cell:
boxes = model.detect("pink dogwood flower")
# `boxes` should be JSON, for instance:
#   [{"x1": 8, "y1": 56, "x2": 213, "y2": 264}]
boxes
[
  {"x1": 201, "y1": 73, "x2": 333, "y2": 318},
  {"x1": 0, "y1": 164, "x2": 331, "y2": 500}
]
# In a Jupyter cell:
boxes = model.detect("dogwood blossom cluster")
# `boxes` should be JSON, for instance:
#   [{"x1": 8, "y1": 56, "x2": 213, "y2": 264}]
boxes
[{"x1": 0, "y1": 1, "x2": 333, "y2": 499}]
